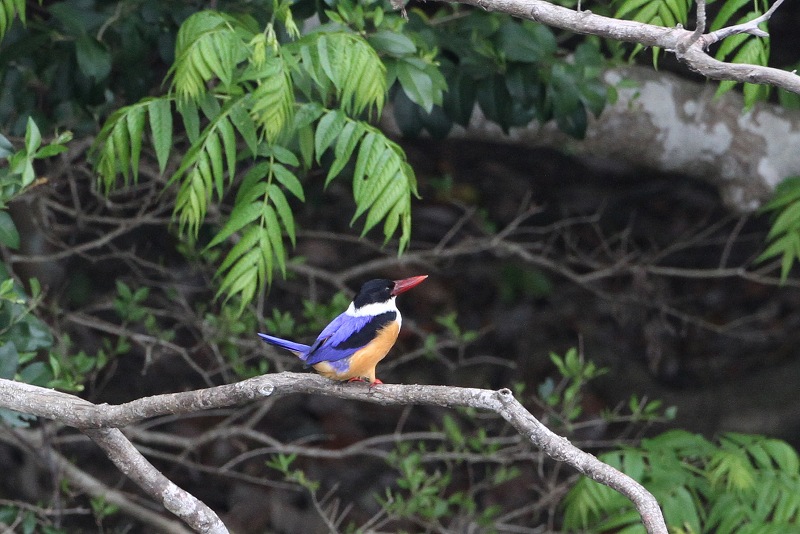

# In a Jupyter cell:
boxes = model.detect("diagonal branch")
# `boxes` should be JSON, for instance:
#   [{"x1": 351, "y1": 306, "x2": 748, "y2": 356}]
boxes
[
  {"x1": 0, "y1": 373, "x2": 668, "y2": 534},
  {"x1": 427, "y1": 0, "x2": 800, "y2": 95},
  {"x1": 83, "y1": 428, "x2": 228, "y2": 534}
]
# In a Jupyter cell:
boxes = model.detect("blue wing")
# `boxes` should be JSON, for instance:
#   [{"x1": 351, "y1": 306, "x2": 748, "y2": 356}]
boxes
[{"x1": 303, "y1": 312, "x2": 375, "y2": 366}]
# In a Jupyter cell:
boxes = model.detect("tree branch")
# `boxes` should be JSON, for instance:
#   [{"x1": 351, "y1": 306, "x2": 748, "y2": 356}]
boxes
[
  {"x1": 428, "y1": 0, "x2": 800, "y2": 95},
  {"x1": 0, "y1": 373, "x2": 668, "y2": 533},
  {"x1": 2, "y1": 429, "x2": 193, "y2": 534},
  {"x1": 83, "y1": 428, "x2": 228, "y2": 534}
]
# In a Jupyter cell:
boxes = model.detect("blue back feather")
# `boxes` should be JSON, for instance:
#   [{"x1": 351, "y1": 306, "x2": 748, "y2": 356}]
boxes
[{"x1": 259, "y1": 310, "x2": 396, "y2": 365}]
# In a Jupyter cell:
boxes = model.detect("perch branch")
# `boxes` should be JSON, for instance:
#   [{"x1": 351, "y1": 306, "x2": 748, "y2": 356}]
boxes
[{"x1": 0, "y1": 373, "x2": 668, "y2": 534}]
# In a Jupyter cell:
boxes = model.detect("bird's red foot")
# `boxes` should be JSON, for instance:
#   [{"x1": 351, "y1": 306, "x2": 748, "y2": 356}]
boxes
[{"x1": 346, "y1": 377, "x2": 383, "y2": 388}]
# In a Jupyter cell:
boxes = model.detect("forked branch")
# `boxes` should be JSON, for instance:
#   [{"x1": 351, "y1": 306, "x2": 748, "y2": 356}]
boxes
[{"x1": 424, "y1": 0, "x2": 799, "y2": 95}]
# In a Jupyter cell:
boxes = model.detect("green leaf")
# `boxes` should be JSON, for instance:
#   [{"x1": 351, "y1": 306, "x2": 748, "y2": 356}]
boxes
[
  {"x1": 250, "y1": 56, "x2": 294, "y2": 144},
  {"x1": 396, "y1": 58, "x2": 436, "y2": 113},
  {"x1": 363, "y1": 176, "x2": 405, "y2": 236},
  {"x1": 126, "y1": 104, "x2": 146, "y2": 181},
  {"x1": 171, "y1": 99, "x2": 246, "y2": 236},
  {"x1": 170, "y1": 11, "x2": 250, "y2": 101},
  {"x1": 368, "y1": 30, "x2": 416, "y2": 56},
  {"x1": 326, "y1": 120, "x2": 365, "y2": 185},
  {"x1": 230, "y1": 102, "x2": 259, "y2": 156},
  {"x1": 148, "y1": 98, "x2": 173, "y2": 175},
  {"x1": 269, "y1": 184, "x2": 296, "y2": 246},
  {"x1": 178, "y1": 100, "x2": 201, "y2": 144},
  {"x1": 710, "y1": 0, "x2": 753, "y2": 32},
  {"x1": 34, "y1": 144, "x2": 68, "y2": 159},
  {"x1": 0, "y1": 210, "x2": 20, "y2": 250},
  {"x1": 762, "y1": 438, "x2": 800, "y2": 474},
  {"x1": 497, "y1": 20, "x2": 551, "y2": 63},
  {"x1": 217, "y1": 111, "x2": 238, "y2": 185},
  {"x1": 316, "y1": 34, "x2": 336, "y2": 89},
  {"x1": 264, "y1": 205, "x2": 285, "y2": 276},
  {"x1": 24, "y1": 117, "x2": 41, "y2": 155},
  {"x1": 315, "y1": 110, "x2": 346, "y2": 162},
  {"x1": 0, "y1": 134, "x2": 13, "y2": 158},
  {"x1": 206, "y1": 201, "x2": 263, "y2": 249},
  {"x1": 766, "y1": 200, "x2": 800, "y2": 240},
  {"x1": 218, "y1": 225, "x2": 261, "y2": 273},
  {"x1": 272, "y1": 164, "x2": 304, "y2": 201},
  {"x1": 0, "y1": 0, "x2": 24, "y2": 42},
  {"x1": 236, "y1": 163, "x2": 270, "y2": 204},
  {"x1": 75, "y1": 34, "x2": 112, "y2": 80},
  {"x1": 268, "y1": 145, "x2": 299, "y2": 167},
  {"x1": 293, "y1": 32, "x2": 386, "y2": 116},
  {"x1": 0, "y1": 341, "x2": 19, "y2": 380},
  {"x1": 614, "y1": 0, "x2": 656, "y2": 19}
]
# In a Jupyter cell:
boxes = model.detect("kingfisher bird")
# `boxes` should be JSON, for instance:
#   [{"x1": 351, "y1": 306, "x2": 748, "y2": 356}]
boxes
[{"x1": 258, "y1": 275, "x2": 428, "y2": 385}]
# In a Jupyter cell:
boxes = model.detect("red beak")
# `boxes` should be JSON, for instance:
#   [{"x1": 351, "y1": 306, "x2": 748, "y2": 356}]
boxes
[{"x1": 391, "y1": 275, "x2": 428, "y2": 296}]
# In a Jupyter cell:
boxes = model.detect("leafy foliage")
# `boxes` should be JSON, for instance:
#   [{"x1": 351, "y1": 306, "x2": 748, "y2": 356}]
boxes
[
  {"x1": 1, "y1": 119, "x2": 71, "y2": 216},
  {"x1": 0, "y1": 118, "x2": 72, "y2": 216},
  {"x1": 379, "y1": 440, "x2": 504, "y2": 527},
  {"x1": 398, "y1": 11, "x2": 609, "y2": 139},
  {"x1": 757, "y1": 175, "x2": 800, "y2": 281},
  {"x1": 92, "y1": 5, "x2": 419, "y2": 311},
  {"x1": 563, "y1": 430, "x2": 800, "y2": 533}
]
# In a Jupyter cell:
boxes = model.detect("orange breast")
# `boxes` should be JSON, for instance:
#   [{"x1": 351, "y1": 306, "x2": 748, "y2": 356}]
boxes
[{"x1": 313, "y1": 320, "x2": 400, "y2": 382}]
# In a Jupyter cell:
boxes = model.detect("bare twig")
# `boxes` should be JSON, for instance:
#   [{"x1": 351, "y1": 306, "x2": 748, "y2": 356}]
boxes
[
  {"x1": 0, "y1": 374, "x2": 668, "y2": 534},
  {"x1": 704, "y1": 0, "x2": 784, "y2": 45}
]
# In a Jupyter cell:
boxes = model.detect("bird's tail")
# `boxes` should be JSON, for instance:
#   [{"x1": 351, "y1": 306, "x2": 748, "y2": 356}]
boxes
[{"x1": 258, "y1": 333, "x2": 310, "y2": 358}]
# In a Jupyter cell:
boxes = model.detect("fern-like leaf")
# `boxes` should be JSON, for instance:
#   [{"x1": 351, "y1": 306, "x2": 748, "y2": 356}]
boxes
[
  {"x1": 248, "y1": 54, "x2": 295, "y2": 144},
  {"x1": 290, "y1": 32, "x2": 386, "y2": 117},
  {"x1": 326, "y1": 120, "x2": 366, "y2": 185},
  {"x1": 211, "y1": 159, "x2": 301, "y2": 309},
  {"x1": 349, "y1": 127, "x2": 416, "y2": 250},
  {"x1": 93, "y1": 98, "x2": 171, "y2": 191},
  {"x1": 757, "y1": 176, "x2": 800, "y2": 282},
  {"x1": 170, "y1": 11, "x2": 250, "y2": 101},
  {"x1": 170, "y1": 98, "x2": 246, "y2": 237},
  {"x1": 147, "y1": 99, "x2": 173, "y2": 175}
]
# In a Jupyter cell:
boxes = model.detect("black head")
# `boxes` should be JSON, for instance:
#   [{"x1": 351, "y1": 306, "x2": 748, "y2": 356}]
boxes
[
  {"x1": 353, "y1": 279, "x2": 394, "y2": 308},
  {"x1": 352, "y1": 275, "x2": 428, "y2": 309}
]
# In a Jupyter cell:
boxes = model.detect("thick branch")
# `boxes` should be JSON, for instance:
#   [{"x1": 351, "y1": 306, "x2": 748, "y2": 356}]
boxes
[
  {"x1": 432, "y1": 0, "x2": 800, "y2": 95},
  {"x1": 0, "y1": 374, "x2": 668, "y2": 533}
]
